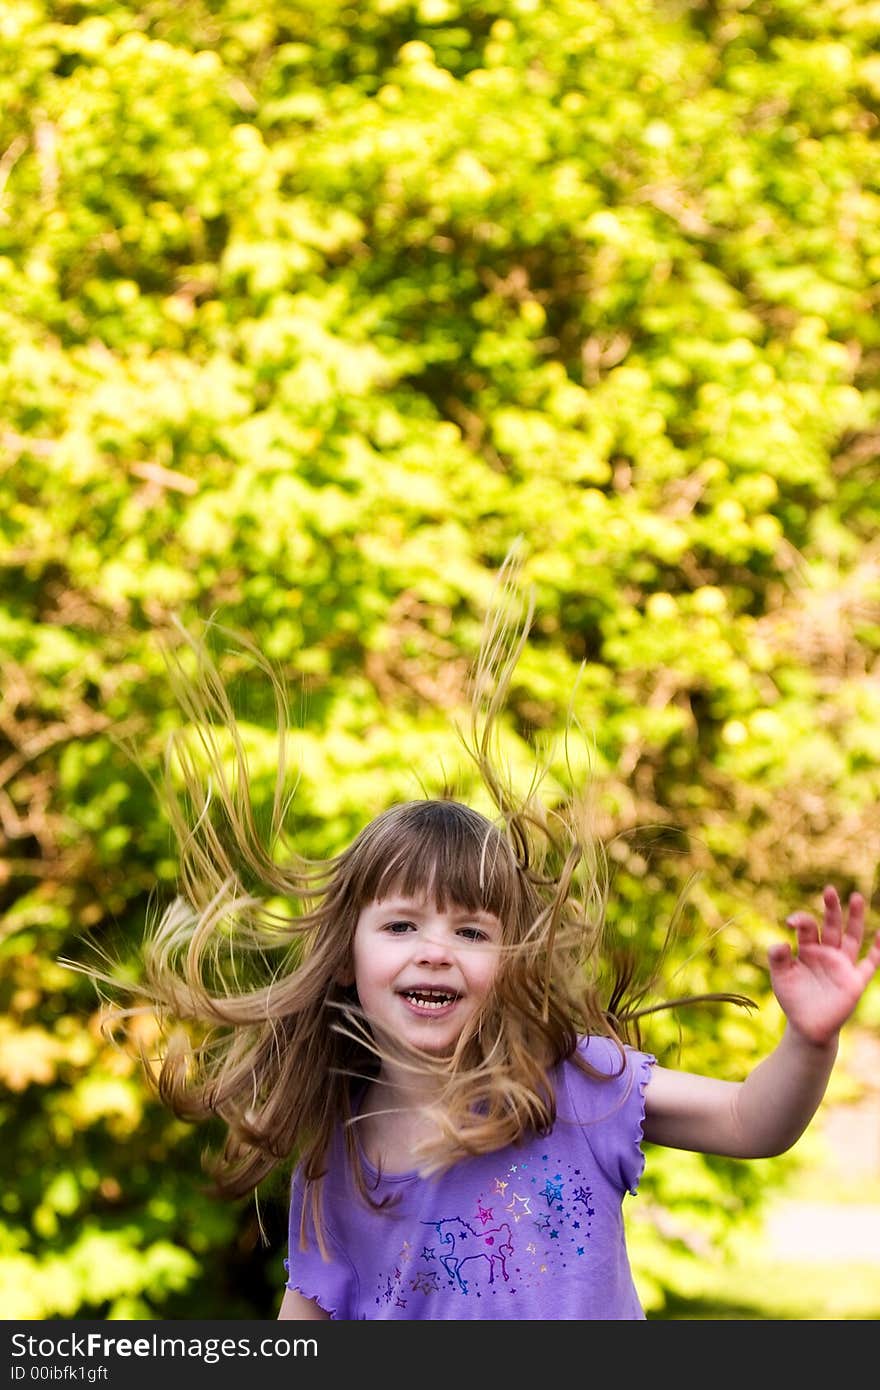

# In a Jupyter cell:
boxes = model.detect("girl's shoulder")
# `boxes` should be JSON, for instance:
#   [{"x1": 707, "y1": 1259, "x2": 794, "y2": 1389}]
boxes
[
  {"x1": 556, "y1": 1034, "x2": 655, "y2": 1194},
  {"x1": 572, "y1": 1032, "x2": 632, "y2": 1073},
  {"x1": 556, "y1": 1034, "x2": 655, "y2": 1120},
  {"x1": 569, "y1": 1032, "x2": 654, "y2": 1076}
]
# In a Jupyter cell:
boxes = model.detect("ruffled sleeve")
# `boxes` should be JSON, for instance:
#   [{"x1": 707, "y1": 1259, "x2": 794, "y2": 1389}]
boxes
[
  {"x1": 561, "y1": 1035, "x2": 656, "y2": 1195},
  {"x1": 284, "y1": 1163, "x2": 359, "y2": 1320}
]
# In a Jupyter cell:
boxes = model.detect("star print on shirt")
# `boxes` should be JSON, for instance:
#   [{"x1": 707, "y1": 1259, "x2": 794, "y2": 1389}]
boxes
[
  {"x1": 505, "y1": 1193, "x2": 532, "y2": 1222},
  {"x1": 541, "y1": 1180, "x2": 563, "y2": 1207},
  {"x1": 411, "y1": 1271, "x2": 440, "y2": 1294},
  {"x1": 494, "y1": 1178, "x2": 509, "y2": 1195},
  {"x1": 476, "y1": 1202, "x2": 494, "y2": 1226}
]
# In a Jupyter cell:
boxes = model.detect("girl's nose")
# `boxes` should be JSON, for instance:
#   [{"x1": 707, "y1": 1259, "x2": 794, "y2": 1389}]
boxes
[{"x1": 415, "y1": 933, "x2": 453, "y2": 965}]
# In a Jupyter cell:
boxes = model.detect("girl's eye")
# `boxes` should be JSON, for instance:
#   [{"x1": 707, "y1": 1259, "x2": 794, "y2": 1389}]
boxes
[
  {"x1": 458, "y1": 927, "x2": 489, "y2": 942},
  {"x1": 386, "y1": 920, "x2": 415, "y2": 933}
]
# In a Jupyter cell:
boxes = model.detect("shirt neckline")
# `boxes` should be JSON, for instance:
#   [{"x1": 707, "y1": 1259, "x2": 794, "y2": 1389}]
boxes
[{"x1": 350, "y1": 1087, "x2": 421, "y2": 1183}]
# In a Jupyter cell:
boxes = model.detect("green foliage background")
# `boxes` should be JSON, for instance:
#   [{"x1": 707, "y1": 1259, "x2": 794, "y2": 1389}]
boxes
[{"x1": 2, "y1": 0, "x2": 879, "y2": 1319}]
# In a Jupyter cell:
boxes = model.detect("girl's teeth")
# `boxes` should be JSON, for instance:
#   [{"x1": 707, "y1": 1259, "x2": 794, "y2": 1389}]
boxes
[{"x1": 406, "y1": 993, "x2": 453, "y2": 1009}]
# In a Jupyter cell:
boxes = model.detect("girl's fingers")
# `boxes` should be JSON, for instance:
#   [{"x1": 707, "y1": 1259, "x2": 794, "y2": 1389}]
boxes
[
  {"x1": 785, "y1": 911, "x2": 820, "y2": 948},
  {"x1": 821, "y1": 885, "x2": 843, "y2": 948},
  {"x1": 768, "y1": 941, "x2": 793, "y2": 970},
  {"x1": 842, "y1": 891, "x2": 866, "y2": 956},
  {"x1": 785, "y1": 888, "x2": 872, "y2": 962},
  {"x1": 855, "y1": 931, "x2": 880, "y2": 991}
]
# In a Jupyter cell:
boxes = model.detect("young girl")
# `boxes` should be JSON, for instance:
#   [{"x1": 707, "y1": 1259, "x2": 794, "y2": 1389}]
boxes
[{"x1": 121, "y1": 558, "x2": 880, "y2": 1322}]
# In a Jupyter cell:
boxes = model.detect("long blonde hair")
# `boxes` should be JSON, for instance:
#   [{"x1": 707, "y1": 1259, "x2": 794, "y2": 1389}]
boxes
[{"x1": 99, "y1": 546, "x2": 750, "y2": 1248}]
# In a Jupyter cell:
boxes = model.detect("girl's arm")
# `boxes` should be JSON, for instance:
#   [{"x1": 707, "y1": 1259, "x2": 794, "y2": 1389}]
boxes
[
  {"x1": 277, "y1": 1287, "x2": 331, "y2": 1320},
  {"x1": 643, "y1": 887, "x2": 880, "y2": 1158}
]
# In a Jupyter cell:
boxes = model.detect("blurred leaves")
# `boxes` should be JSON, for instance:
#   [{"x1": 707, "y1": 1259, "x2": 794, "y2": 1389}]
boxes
[{"x1": 2, "y1": 0, "x2": 879, "y2": 1317}]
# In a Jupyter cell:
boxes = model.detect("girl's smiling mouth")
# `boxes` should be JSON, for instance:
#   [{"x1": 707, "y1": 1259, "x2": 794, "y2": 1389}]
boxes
[{"x1": 398, "y1": 986, "x2": 460, "y2": 1013}]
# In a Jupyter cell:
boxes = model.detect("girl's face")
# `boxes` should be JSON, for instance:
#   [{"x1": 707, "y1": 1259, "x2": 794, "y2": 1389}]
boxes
[{"x1": 351, "y1": 894, "x2": 503, "y2": 1059}]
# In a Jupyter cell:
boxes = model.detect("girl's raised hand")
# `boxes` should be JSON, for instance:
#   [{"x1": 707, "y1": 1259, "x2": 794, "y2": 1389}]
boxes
[{"x1": 768, "y1": 886, "x2": 880, "y2": 1047}]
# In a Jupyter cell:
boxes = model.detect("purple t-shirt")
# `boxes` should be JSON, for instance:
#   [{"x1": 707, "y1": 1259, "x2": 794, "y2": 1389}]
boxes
[{"x1": 285, "y1": 1035, "x2": 655, "y2": 1320}]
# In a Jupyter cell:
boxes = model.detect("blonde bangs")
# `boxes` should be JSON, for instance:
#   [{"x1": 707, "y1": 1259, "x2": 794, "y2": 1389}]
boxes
[{"x1": 339, "y1": 800, "x2": 532, "y2": 936}]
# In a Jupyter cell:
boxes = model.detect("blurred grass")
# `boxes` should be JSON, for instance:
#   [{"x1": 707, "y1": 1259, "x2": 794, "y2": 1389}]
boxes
[
  {"x1": 652, "y1": 1172, "x2": 880, "y2": 1319},
  {"x1": 655, "y1": 1255, "x2": 880, "y2": 1320}
]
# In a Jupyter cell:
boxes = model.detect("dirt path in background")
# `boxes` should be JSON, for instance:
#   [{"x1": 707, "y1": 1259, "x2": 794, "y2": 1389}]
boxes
[
  {"x1": 764, "y1": 1200, "x2": 880, "y2": 1262},
  {"x1": 765, "y1": 1032, "x2": 880, "y2": 1264}
]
